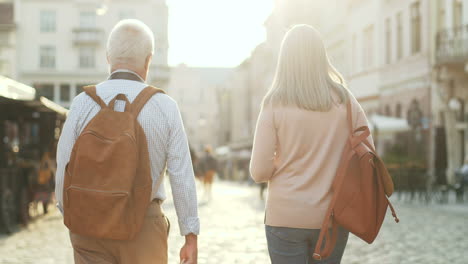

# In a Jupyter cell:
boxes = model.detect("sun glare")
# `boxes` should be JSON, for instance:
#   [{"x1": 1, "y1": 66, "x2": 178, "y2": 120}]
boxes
[{"x1": 167, "y1": 0, "x2": 274, "y2": 67}]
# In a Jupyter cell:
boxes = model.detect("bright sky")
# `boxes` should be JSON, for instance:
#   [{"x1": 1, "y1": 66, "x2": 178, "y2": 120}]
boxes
[{"x1": 167, "y1": 0, "x2": 274, "y2": 68}]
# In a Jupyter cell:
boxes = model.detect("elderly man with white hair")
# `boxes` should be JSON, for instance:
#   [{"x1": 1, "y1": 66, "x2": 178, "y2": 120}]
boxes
[{"x1": 55, "y1": 19, "x2": 199, "y2": 264}]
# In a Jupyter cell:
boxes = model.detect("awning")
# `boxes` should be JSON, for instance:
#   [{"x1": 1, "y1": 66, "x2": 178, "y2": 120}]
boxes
[
  {"x1": 39, "y1": 96, "x2": 69, "y2": 116},
  {"x1": 0, "y1": 75, "x2": 36, "y2": 100},
  {"x1": 369, "y1": 114, "x2": 410, "y2": 134},
  {"x1": 0, "y1": 75, "x2": 68, "y2": 116}
]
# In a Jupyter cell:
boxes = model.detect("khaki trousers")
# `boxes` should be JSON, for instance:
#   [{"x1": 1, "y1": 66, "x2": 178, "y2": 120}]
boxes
[{"x1": 70, "y1": 201, "x2": 169, "y2": 264}]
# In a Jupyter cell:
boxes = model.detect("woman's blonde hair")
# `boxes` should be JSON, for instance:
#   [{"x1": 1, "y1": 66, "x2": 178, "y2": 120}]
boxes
[{"x1": 263, "y1": 24, "x2": 348, "y2": 111}]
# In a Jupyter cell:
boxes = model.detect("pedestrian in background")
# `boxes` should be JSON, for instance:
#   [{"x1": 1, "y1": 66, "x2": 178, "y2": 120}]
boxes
[
  {"x1": 199, "y1": 145, "x2": 218, "y2": 200},
  {"x1": 250, "y1": 24, "x2": 374, "y2": 264},
  {"x1": 55, "y1": 19, "x2": 199, "y2": 264}
]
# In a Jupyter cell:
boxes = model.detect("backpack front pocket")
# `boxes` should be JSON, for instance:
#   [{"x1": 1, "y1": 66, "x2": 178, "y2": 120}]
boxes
[{"x1": 65, "y1": 186, "x2": 133, "y2": 240}]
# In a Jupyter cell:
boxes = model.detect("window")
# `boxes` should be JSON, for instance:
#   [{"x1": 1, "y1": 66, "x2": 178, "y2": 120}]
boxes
[
  {"x1": 80, "y1": 11, "x2": 96, "y2": 28},
  {"x1": 385, "y1": 18, "x2": 392, "y2": 64},
  {"x1": 77, "y1": 84, "x2": 89, "y2": 92},
  {"x1": 385, "y1": 105, "x2": 392, "y2": 116},
  {"x1": 39, "y1": 46, "x2": 56, "y2": 68},
  {"x1": 60, "y1": 84, "x2": 70, "y2": 102},
  {"x1": 79, "y1": 47, "x2": 95, "y2": 68},
  {"x1": 396, "y1": 12, "x2": 403, "y2": 59},
  {"x1": 34, "y1": 83, "x2": 54, "y2": 100},
  {"x1": 438, "y1": 2, "x2": 446, "y2": 31},
  {"x1": 410, "y1": 1, "x2": 421, "y2": 54},
  {"x1": 119, "y1": 10, "x2": 135, "y2": 20},
  {"x1": 40, "y1": 10, "x2": 56, "y2": 32},
  {"x1": 363, "y1": 25, "x2": 374, "y2": 69},
  {"x1": 396, "y1": 103, "x2": 402, "y2": 118}
]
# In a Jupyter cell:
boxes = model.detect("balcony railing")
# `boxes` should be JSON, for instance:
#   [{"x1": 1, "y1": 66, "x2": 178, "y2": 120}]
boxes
[
  {"x1": 436, "y1": 24, "x2": 468, "y2": 65},
  {"x1": 73, "y1": 28, "x2": 104, "y2": 45}
]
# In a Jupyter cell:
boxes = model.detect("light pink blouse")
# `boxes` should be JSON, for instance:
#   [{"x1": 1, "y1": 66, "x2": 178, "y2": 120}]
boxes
[{"x1": 250, "y1": 94, "x2": 374, "y2": 229}]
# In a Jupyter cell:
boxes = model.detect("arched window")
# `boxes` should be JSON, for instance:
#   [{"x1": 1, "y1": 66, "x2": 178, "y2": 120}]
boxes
[
  {"x1": 385, "y1": 105, "x2": 392, "y2": 116},
  {"x1": 395, "y1": 103, "x2": 402, "y2": 118}
]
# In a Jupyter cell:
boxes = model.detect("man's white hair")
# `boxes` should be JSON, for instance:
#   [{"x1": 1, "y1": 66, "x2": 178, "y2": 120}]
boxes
[{"x1": 107, "y1": 19, "x2": 155, "y2": 69}]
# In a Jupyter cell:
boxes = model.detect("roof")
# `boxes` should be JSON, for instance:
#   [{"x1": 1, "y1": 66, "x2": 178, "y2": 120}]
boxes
[{"x1": 0, "y1": 75, "x2": 35, "y2": 100}]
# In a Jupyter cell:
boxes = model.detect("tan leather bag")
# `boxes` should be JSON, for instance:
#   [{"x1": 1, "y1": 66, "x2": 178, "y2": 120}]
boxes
[
  {"x1": 313, "y1": 101, "x2": 399, "y2": 260},
  {"x1": 63, "y1": 85, "x2": 165, "y2": 240}
]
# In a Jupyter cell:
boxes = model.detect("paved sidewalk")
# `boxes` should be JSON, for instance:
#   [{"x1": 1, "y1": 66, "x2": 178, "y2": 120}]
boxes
[{"x1": 0, "y1": 181, "x2": 467, "y2": 263}]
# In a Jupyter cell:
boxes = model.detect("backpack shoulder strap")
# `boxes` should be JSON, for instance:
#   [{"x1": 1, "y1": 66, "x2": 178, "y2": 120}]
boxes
[
  {"x1": 131, "y1": 86, "x2": 166, "y2": 116},
  {"x1": 83, "y1": 85, "x2": 107, "y2": 108},
  {"x1": 346, "y1": 99, "x2": 353, "y2": 133}
]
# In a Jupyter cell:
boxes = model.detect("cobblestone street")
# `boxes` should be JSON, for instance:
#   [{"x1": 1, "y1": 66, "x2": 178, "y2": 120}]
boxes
[{"x1": 0, "y1": 181, "x2": 467, "y2": 264}]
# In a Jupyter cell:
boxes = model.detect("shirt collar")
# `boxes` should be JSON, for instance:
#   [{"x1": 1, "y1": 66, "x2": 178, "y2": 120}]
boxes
[{"x1": 108, "y1": 69, "x2": 145, "y2": 83}]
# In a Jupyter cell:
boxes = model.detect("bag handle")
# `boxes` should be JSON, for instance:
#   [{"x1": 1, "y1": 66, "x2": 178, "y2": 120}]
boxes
[{"x1": 108, "y1": 94, "x2": 132, "y2": 112}]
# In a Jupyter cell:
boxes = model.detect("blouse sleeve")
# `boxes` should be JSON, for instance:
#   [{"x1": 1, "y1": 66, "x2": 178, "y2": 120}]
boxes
[{"x1": 250, "y1": 106, "x2": 277, "y2": 183}]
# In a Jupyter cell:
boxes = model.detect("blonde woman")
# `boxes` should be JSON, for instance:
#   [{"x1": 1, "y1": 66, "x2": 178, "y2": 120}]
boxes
[{"x1": 250, "y1": 25, "x2": 374, "y2": 264}]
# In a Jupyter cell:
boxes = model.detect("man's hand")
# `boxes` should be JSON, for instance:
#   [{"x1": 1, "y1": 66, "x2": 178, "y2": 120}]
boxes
[{"x1": 180, "y1": 233, "x2": 197, "y2": 264}]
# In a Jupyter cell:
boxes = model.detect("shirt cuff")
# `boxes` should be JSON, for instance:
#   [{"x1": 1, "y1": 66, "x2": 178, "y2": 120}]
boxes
[
  {"x1": 56, "y1": 203, "x2": 64, "y2": 215},
  {"x1": 178, "y1": 217, "x2": 200, "y2": 236}
]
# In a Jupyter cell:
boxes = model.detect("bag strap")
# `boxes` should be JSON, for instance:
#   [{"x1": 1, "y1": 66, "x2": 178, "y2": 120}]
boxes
[
  {"x1": 131, "y1": 86, "x2": 166, "y2": 116},
  {"x1": 313, "y1": 148, "x2": 354, "y2": 260},
  {"x1": 83, "y1": 85, "x2": 107, "y2": 108},
  {"x1": 346, "y1": 100, "x2": 353, "y2": 133},
  {"x1": 314, "y1": 98, "x2": 361, "y2": 260}
]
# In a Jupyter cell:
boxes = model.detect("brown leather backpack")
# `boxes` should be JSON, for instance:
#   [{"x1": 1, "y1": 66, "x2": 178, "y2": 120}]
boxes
[
  {"x1": 63, "y1": 85, "x2": 165, "y2": 240},
  {"x1": 313, "y1": 101, "x2": 399, "y2": 260}
]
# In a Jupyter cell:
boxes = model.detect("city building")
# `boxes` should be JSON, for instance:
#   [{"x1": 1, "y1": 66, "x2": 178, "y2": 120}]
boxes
[
  {"x1": 0, "y1": 1, "x2": 16, "y2": 79},
  {"x1": 0, "y1": 0, "x2": 169, "y2": 108},
  {"x1": 433, "y1": 0, "x2": 468, "y2": 184},
  {"x1": 220, "y1": 0, "x2": 468, "y2": 185},
  {"x1": 320, "y1": 0, "x2": 468, "y2": 185},
  {"x1": 217, "y1": 0, "x2": 323, "y2": 180},
  {"x1": 167, "y1": 65, "x2": 232, "y2": 153}
]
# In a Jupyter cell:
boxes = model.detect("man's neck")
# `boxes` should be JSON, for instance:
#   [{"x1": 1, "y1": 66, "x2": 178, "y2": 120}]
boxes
[{"x1": 109, "y1": 69, "x2": 146, "y2": 82}]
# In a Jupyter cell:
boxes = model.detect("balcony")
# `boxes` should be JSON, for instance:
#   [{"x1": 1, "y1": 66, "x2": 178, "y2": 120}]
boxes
[
  {"x1": 72, "y1": 28, "x2": 104, "y2": 46},
  {"x1": 436, "y1": 24, "x2": 468, "y2": 65}
]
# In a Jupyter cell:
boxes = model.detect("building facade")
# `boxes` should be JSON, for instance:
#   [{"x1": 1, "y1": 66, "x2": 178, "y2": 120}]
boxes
[
  {"x1": 433, "y1": 0, "x2": 468, "y2": 184},
  {"x1": 167, "y1": 65, "x2": 232, "y2": 153},
  {"x1": 217, "y1": 0, "x2": 323, "y2": 180},
  {"x1": 0, "y1": 0, "x2": 169, "y2": 108},
  {"x1": 0, "y1": 1, "x2": 16, "y2": 79},
  {"x1": 321, "y1": 0, "x2": 468, "y2": 185},
  {"x1": 220, "y1": 0, "x2": 468, "y2": 184}
]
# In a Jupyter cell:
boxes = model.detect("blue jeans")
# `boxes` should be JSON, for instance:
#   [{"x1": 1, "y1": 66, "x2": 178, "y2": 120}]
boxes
[{"x1": 265, "y1": 225, "x2": 349, "y2": 264}]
